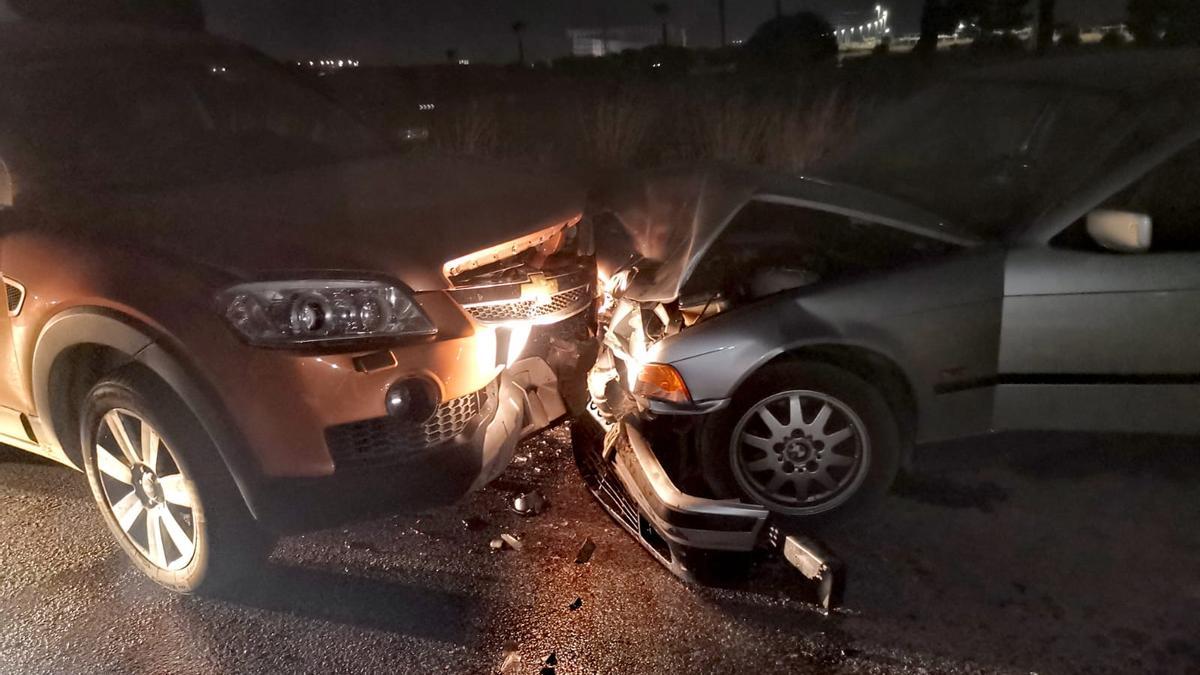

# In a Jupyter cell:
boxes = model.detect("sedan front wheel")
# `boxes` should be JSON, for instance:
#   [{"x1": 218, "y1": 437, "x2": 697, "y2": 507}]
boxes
[{"x1": 700, "y1": 361, "x2": 902, "y2": 526}]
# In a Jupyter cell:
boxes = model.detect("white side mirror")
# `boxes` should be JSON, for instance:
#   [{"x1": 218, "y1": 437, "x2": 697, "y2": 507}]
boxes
[
  {"x1": 0, "y1": 159, "x2": 12, "y2": 209},
  {"x1": 1087, "y1": 209, "x2": 1152, "y2": 253}
]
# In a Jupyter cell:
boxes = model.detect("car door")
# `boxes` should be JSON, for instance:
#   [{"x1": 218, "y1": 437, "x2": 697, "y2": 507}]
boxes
[
  {"x1": 997, "y1": 139, "x2": 1200, "y2": 433},
  {"x1": 0, "y1": 157, "x2": 35, "y2": 447}
]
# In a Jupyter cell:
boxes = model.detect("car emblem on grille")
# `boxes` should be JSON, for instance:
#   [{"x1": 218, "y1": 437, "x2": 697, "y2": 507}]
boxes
[{"x1": 519, "y1": 273, "x2": 560, "y2": 307}]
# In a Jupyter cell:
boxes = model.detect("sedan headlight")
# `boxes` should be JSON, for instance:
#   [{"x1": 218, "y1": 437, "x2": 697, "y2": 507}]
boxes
[{"x1": 218, "y1": 279, "x2": 436, "y2": 347}]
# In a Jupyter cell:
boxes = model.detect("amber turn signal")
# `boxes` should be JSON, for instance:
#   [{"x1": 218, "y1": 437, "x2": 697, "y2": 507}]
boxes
[{"x1": 634, "y1": 363, "x2": 692, "y2": 404}]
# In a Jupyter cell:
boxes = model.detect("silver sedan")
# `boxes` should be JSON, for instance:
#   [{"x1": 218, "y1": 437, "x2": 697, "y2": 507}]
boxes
[{"x1": 581, "y1": 49, "x2": 1200, "y2": 574}]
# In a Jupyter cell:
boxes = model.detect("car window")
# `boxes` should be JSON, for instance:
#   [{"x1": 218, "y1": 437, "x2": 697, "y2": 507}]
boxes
[{"x1": 1109, "y1": 141, "x2": 1200, "y2": 252}]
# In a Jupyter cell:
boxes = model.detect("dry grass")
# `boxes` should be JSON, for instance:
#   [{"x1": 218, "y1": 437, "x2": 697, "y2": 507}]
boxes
[
  {"x1": 681, "y1": 89, "x2": 866, "y2": 170},
  {"x1": 423, "y1": 80, "x2": 871, "y2": 171},
  {"x1": 576, "y1": 90, "x2": 658, "y2": 167},
  {"x1": 688, "y1": 94, "x2": 775, "y2": 165},
  {"x1": 436, "y1": 98, "x2": 502, "y2": 156},
  {"x1": 761, "y1": 91, "x2": 866, "y2": 171}
]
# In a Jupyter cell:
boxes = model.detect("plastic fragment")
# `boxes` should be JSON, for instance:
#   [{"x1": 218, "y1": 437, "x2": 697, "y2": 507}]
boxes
[
  {"x1": 511, "y1": 490, "x2": 547, "y2": 517},
  {"x1": 574, "y1": 537, "x2": 597, "y2": 564}
]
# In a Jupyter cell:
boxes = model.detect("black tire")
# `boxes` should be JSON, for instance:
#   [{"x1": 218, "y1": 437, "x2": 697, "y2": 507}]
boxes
[
  {"x1": 81, "y1": 369, "x2": 273, "y2": 594},
  {"x1": 699, "y1": 361, "x2": 902, "y2": 527}
]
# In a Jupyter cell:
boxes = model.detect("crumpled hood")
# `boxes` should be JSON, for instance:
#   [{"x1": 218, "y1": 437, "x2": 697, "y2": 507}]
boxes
[
  {"x1": 59, "y1": 156, "x2": 585, "y2": 291},
  {"x1": 591, "y1": 164, "x2": 976, "y2": 303}
]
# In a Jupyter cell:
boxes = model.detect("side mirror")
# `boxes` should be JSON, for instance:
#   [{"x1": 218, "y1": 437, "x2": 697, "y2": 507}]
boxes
[
  {"x1": 0, "y1": 159, "x2": 12, "y2": 210},
  {"x1": 1087, "y1": 209, "x2": 1152, "y2": 253}
]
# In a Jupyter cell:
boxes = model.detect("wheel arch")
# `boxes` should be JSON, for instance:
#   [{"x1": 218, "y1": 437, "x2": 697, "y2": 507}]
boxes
[{"x1": 31, "y1": 307, "x2": 263, "y2": 515}]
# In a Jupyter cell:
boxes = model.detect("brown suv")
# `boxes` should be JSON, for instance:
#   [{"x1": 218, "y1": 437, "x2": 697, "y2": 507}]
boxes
[{"x1": 0, "y1": 23, "x2": 594, "y2": 593}]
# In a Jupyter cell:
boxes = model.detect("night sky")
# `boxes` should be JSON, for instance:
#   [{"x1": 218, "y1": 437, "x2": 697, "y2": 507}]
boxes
[{"x1": 0, "y1": 0, "x2": 1128, "y2": 65}]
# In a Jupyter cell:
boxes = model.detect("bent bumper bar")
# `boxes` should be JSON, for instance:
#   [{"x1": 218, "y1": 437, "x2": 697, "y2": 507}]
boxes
[
  {"x1": 575, "y1": 418, "x2": 770, "y2": 582},
  {"x1": 616, "y1": 424, "x2": 769, "y2": 551}
]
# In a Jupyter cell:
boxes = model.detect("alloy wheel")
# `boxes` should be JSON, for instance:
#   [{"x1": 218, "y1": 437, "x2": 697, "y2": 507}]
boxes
[
  {"x1": 730, "y1": 390, "x2": 870, "y2": 515},
  {"x1": 94, "y1": 409, "x2": 198, "y2": 571}
]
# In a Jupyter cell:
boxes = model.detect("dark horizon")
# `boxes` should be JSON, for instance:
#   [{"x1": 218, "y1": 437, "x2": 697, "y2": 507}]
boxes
[{"x1": 0, "y1": 0, "x2": 1128, "y2": 65}]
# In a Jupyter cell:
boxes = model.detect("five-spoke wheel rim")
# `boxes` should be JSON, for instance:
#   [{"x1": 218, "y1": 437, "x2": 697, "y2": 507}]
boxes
[
  {"x1": 94, "y1": 409, "x2": 198, "y2": 572},
  {"x1": 730, "y1": 390, "x2": 870, "y2": 515}
]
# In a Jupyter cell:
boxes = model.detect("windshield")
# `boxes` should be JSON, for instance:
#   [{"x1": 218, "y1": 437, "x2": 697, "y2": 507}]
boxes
[
  {"x1": 0, "y1": 54, "x2": 392, "y2": 193},
  {"x1": 821, "y1": 82, "x2": 1124, "y2": 238}
]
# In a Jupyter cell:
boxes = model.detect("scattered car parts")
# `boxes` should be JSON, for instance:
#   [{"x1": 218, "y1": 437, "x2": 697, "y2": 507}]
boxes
[
  {"x1": 782, "y1": 535, "x2": 846, "y2": 611},
  {"x1": 511, "y1": 490, "x2": 548, "y2": 517}
]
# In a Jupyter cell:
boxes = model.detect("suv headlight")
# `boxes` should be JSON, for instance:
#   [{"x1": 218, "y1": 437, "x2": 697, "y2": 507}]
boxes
[{"x1": 217, "y1": 279, "x2": 436, "y2": 347}]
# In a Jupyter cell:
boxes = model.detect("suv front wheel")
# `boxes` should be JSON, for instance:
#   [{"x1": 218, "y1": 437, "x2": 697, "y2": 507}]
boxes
[{"x1": 81, "y1": 371, "x2": 272, "y2": 593}]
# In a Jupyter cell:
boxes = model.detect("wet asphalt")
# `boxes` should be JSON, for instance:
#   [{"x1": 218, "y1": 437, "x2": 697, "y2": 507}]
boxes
[{"x1": 1, "y1": 426, "x2": 1198, "y2": 674}]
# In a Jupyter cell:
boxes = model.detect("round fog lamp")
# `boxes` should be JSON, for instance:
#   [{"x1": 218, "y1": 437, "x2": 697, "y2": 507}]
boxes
[{"x1": 386, "y1": 379, "x2": 437, "y2": 422}]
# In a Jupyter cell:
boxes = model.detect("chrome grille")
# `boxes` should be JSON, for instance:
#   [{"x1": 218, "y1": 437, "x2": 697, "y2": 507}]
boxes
[
  {"x1": 466, "y1": 286, "x2": 590, "y2": 324},
  {"x1": 325, "y1": 383, "x2": 490, "y2": 467}
]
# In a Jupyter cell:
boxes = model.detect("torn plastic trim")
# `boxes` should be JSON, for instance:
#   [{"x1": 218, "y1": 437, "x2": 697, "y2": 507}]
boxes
[
  {"x1": 467, "y1": 371, "x2": 527, "y2": 493},
  {"x1": 508, "y1": 356, "x2": 568, "y2": 437},
  {"x1": 613, "y1": 423, "x2": 770, "y2": 552}
]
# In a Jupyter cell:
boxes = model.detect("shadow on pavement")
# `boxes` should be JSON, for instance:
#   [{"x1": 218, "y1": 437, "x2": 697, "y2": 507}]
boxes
[
  {"x1": 201, "y1": 561, "x2": 478, "y2": 644},
  {"x1": 1001, "y1": 432, "x2": 1200, "y2": 483},
  {"x1": 891, "y1": 472, "x2": 1009, "y2": 512}
]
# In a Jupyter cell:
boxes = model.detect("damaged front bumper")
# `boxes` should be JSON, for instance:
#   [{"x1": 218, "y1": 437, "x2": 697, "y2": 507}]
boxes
[
  {"x1": 574, "y1": 416, "x2": 844, "y2": 604},
  {"x1": 577, "y1": 291, "x2": 844, "y2": 599},
  {"x1": 574, "y1": 415, "x2": 770, "y2": 582}
]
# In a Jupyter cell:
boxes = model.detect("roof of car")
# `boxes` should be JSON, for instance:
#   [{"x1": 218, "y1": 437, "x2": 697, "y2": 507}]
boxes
[
  {"x1": 966, "y1": 48, "x2": 1200, "y2": 98},
  {"x1": 0, "y1": 20, "x2": 242, "y2": 65}
]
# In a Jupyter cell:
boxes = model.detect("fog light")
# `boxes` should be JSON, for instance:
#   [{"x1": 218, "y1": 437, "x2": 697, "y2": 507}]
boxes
[{"x1": 386, "y1": 379, "x2": 437, "y2": 422}]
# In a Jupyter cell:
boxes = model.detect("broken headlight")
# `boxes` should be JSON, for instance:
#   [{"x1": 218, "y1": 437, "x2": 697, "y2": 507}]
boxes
[{"x1": 218, "y1": 278, "x2": 436, "y2": 347}]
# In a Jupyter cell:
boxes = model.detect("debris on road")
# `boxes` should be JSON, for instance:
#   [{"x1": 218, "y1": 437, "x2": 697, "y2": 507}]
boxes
[
  {"x1": 782, "y1": 535, "x2": 846, "y2": 610},
  {"x1": 568, "y1": 597, "x2": 583, "y2": 611},
  {"x1": 574, "y1": 537, "x2": 597, "y2": 564},
  {"x1": 498, "y1": 642, "x2": 521, "y2": 673},
  {"x1": 511, "y1": 490, "x2": 547, "y2": 517},
  {"x1": 490, "y1": 532, "x2": 525, "y2": 552}
]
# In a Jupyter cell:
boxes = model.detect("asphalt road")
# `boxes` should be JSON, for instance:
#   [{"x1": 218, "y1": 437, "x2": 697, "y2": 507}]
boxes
[{"x1": 1, "y1": 426, "x2": 1198, "y2": 674}]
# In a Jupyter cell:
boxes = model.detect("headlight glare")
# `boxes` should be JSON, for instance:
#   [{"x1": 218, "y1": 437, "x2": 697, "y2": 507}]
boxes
[{"x1": 219, "y1": 279, "x2": 435, "y2": 346}]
